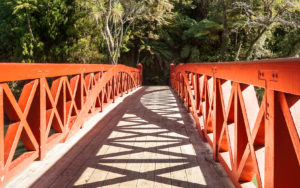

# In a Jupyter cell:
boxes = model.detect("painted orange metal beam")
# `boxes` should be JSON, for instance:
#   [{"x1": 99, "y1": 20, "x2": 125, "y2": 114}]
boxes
[
  {"x1": 173, "y1": 58, "x2": 300, "y2": 95},
  {"x1": 170, "y1": 58, "x2": 300, "y2": 188},
  {"x1": 0, "y1": 62, "x2": 142, "y2": 185},
  {"x1": 0, "y1": 63, "x2": 114, "y2": 82}
]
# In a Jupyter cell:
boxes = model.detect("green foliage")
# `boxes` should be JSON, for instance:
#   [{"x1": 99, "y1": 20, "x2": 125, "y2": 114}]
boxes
[
  {"x1": 268, "y1": 27, "x2": 300, "y2": 57},
  {"x1": 0, "y1": 0, "x2": 78, "y2": 62},
  {"x1": 181, "y1": 45, "x2": 192, "y2": 59},
  {"x1": 0, "y1": 0, "x2": 299, "y2": 85},
  {"x1": 183, "y1": 19, "x2": 222, "y2": 40}
]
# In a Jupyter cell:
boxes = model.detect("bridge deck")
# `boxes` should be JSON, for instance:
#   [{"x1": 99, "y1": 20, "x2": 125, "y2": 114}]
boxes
[{"x1": 6, "y1": 86, "x2": 233, "y2": 188}]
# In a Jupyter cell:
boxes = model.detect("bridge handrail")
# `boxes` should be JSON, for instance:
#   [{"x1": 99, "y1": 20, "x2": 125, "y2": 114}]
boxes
[
  {"x1": 170, "y1": 58, "x2": 300, "y2": 188},
  {"x1": 0, "y1": 63, "x2": 142, "y2": 185}
]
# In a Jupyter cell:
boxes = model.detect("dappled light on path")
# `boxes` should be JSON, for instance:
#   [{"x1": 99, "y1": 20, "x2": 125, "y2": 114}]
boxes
[{"x1": 30, "y1": 86, "x2": 233, "y2": 188}]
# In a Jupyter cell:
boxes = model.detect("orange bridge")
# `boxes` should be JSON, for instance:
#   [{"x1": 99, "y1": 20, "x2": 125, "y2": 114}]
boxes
[{"x1": 1, "y1": 59, "x2": 299, "y2": 188}]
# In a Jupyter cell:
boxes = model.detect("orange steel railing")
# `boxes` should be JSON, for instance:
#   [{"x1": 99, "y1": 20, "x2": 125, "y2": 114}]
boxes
[
  {"x1": 170, "y1": 58, "x2": 300, "y2": 188},
  {"x1": 0, "y1": 63, "x2": 142, "y2": 185}
]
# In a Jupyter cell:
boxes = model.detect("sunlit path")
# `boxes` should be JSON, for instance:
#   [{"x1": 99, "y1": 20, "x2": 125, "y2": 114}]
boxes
[{"x1": 8, "y1": 86, "x2": 234, "y2": 188}]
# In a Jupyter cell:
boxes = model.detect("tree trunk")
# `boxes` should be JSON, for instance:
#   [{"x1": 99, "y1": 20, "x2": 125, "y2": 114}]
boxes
[
  {"x1": 26, "y1": 8, "x2": 35, "y2": 42},
  {"x1": 245, "y1": 27, "x2": 267, "y2": 60},
  {"x1": 288, "y1": 42, "x2": 300, "y2": 57},
  {"x1": 220, "y1": 0, "x2": 228, "y2": 61},
  {"x1": 136, "y1": 49, "x2": 141, "y2": 64},
  {"x1": 235, "y1": 41, "x2": 242, "y2": 61}
]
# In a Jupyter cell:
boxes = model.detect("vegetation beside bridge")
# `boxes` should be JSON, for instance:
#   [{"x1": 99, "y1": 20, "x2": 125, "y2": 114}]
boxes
[{"x1": 0, "y1": 0, "x2": 299, "y2": 85}]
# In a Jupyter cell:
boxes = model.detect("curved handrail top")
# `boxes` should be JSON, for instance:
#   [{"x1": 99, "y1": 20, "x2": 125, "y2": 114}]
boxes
[
  {"x1": 172, "y1": 58, "x2": 300, "y2": 95},
  {"x1": 0, "y1": 63, "x2": 140, "y2": 82}
]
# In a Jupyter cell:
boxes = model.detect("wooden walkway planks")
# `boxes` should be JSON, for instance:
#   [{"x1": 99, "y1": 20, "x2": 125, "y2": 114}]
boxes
[{"x1": 6, "y1": 86, "x2": 234, "y2": 188}]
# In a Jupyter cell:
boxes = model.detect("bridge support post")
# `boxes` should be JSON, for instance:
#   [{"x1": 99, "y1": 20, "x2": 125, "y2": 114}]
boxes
[
  {"x1": 112, "y1": 76, "x2": 115, "y2": 103},
  {"x1": 137, "y1": 63, "x2": 143, "y2": 86},
  {"x1": 213, "y1": 78, "x2": 224, "y2": 161},
  {"x1": 169, "y1": 63, "x2": 175, "y2": 86},
  {"x1": 265, "y1": 89, "x2": 275, "y2": 188},
  {"x1": 39, "y1": 78, "x2": 46, "y2": 160}
]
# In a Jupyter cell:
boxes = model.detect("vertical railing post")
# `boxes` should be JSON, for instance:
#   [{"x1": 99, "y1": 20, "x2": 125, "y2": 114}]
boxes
[
  {"x1": 195, "y1": 74, "x2": 200, "y2": 110},
  {"x1": 0, "y1": 86, "x2": 4, "y2": 185},
  {"x1": 39, "y1": 78, "x2": 46, "y2": 160},
  {"x1": 264, "y1": 88, "x2": 300, "y2": 188},
  {"x1": 265, "y1": 89, "x2": 275, "y2": 188},
  {"x1": 213, "y1": 77, "x2": 217, "y2": 160},
  {"x1": 120, "y1": 73, "x2": 123, "y2": 97},
  {"x1": 112, "y1": 76, "x2": 115, "y2": 103},
  {"x1": 126, "y1": 74, "x2": 129, "y2": 94},
  {"x1": 177, "y1": 73, "x2": 179, "y2": 92},
  {"x1": 80, "y1": 73, "x2": 84, "y2": 111},
  {"x1": 63, "y1": 78, "x2": 67, "y2": 131},
  {"x1": 213, "y1": 74, "x2": 224, "y2": 162},
  {"x1": 137, "y1": 63, "x2": 143, "y2": 86},
  {"x1": 170, "y1": 63, "x2": 175, "y2": 87}
]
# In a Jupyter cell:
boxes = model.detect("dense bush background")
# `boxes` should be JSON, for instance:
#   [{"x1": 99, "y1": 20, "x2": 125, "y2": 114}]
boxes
[{"x1": 0, "y1": 0, "x2": 299, "y2": 85}]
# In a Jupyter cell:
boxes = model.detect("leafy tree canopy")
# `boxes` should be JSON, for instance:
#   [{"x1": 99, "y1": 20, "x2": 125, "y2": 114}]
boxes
[{"x1": 0, "y1": 0, "x2": 299, "y2": 84}]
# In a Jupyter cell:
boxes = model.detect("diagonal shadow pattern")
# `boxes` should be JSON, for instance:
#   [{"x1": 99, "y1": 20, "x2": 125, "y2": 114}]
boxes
[{"x1": 30, "y1": 86, "x2": 233, "y2": 188}]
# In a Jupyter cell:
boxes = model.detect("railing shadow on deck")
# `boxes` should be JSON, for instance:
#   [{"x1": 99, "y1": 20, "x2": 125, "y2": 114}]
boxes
[{"x1": 29, "y1": 86, "x2": 233, "y2": 188}]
